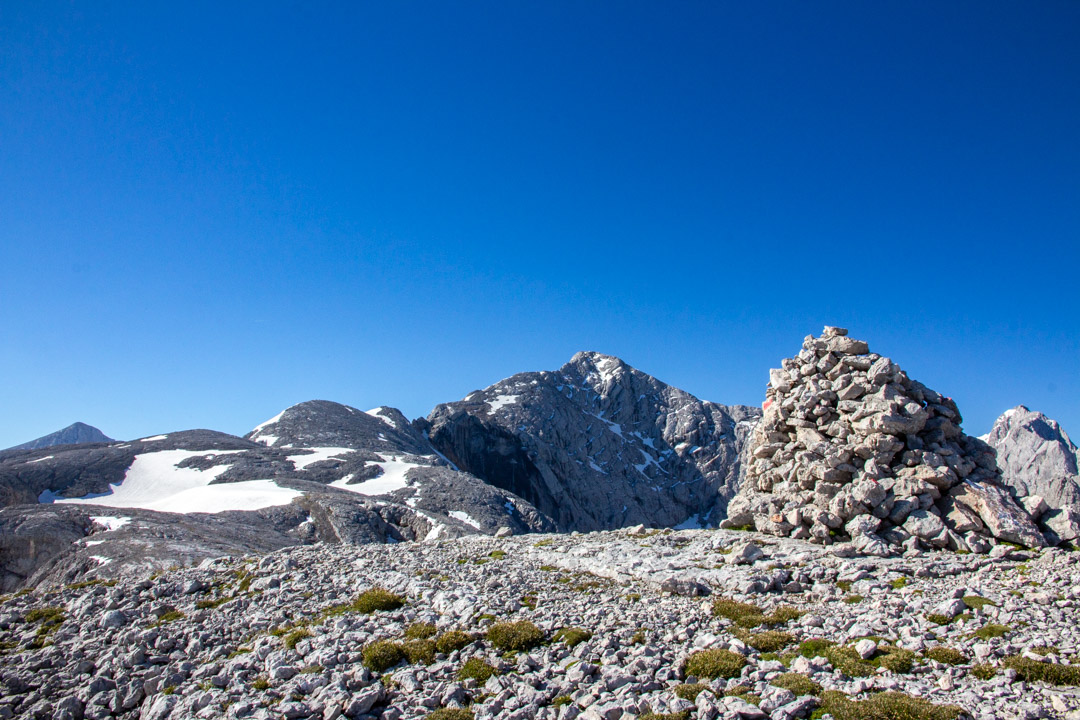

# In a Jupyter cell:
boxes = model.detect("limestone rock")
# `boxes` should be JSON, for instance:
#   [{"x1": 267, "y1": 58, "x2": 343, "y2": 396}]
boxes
[
  {"x1": 730, "y1": 327, "x2": 1049, "y2": 553},
  {"x1": 984, "y1": 405, "x2": 1080, "y2": 511}
]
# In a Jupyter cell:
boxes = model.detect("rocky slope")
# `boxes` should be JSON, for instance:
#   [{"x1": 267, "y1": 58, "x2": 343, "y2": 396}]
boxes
[
  {"x1": 727, "y1": 327, "x2": 1046, "y2": 555},
  {"x1": 4, "y1": 422, "x2": 113, "y2": 452},
  {"x1": 421, "y1": 352, "x2": 760, "y2": 532},
  {"x1": 1, "y1": 527, "x2": 1077, "y2": 720}
]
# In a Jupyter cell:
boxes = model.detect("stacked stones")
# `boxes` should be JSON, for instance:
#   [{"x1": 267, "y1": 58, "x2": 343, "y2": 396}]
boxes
[{"x1": 724, "y1": 327, "x2": 1046, "y2": 555}]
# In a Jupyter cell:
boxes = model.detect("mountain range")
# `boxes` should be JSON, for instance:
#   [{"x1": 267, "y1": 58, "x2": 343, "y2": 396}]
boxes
[{"x1": 1, "y1": 343, "x2": 1076, "y2": 591}]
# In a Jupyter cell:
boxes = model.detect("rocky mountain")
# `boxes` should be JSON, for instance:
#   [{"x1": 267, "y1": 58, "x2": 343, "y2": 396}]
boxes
[
  {"x1": 727, "y1": 327, "x2": 1048, "y2": 554},
  {"x1": 3, "y1": 422, "x2": 112, "y2": 452},
  {"x1": 984, "y1": 405, "x2": 1080, "y2": 509},
  {"x1": 0, "y1": 401, "x2": 551, "y2": 591},
  {"x1": 421, "y1": 351, "x2": 761, "y2": 532}
]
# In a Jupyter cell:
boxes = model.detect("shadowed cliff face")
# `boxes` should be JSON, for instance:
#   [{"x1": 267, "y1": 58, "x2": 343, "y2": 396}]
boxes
[
  {"x1": 421, "y1": 411, "x2": 560, "y2": 523},
  {"x1": 421, "y1": 352, "x2": 760, "y2": 532}
]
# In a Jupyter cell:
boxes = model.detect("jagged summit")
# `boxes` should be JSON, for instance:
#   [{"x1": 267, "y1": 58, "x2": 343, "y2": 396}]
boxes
[
  {"x1": 4, "y1": 422, "x2": 112, "y2": 452},
  {"x1": 421, "y1": 352, "x2": 760, "y2": 532},
  {"x1": 726, "y1": 326, "x2": 1047, "y2": 553}
]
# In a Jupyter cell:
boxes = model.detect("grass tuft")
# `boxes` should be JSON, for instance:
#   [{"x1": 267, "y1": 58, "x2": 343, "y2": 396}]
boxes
[
  {"x1": 553, "y1": 627, "x2": 591, "y2": 648},
  {"x1": 362, "y1": 640, "x2": 404, "y2": 672},
  {"x1": 435, "y1": 630, "x2": 473, "y2": 654},
  {"x1": 402, "y1": 639, "x2": 436, "y2": 665},
  {"x1": 487, "y1": 621, "x2": 544, "y2": 652},
  {"x1": 924, "y1": 646, "x2": 967, "y2": 665},
  {"x1": 283, "y1": 627, "x2": 312, "y2": 650},
  {"x1": 1003, "y1": 655, "x2": 1080, "y2": 686},
  {"x1": 770, "y1": 672, "x2": 822, "y2": 696},
  {"x1": 457, "y1": 657, "x2": 498, "y2": 683},
  {"x1": 405, "y1": 622, "x2": 437, "y2": 640},
  {"x1": 816, "y1": 690, "x2": 963, "y2": 720},
  {"x1": 684, "y1": 648, "x2": 747, "y2": 679},
  {"x1": 742, "y1": 630, "x2": 795, "y2": 652},
  {"x1": 426, "y1": 710, "x2": 474, "y2": 720},
  {"x1": 673, "y1": 683, "x2": 707, "y2": 701},
  {"x1": 971, "y1": 623, "x2": 1010, "y2": 640}
]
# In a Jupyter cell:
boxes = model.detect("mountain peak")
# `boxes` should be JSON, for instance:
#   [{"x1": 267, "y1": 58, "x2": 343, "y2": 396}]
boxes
[{"x1": 5, "y1": 422, "x2": 113, "y2": 452}]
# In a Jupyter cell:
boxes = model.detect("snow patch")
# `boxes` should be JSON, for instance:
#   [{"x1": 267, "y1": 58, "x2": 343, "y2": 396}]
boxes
[
  {"x1": 45, "y1": 449, "x2": 301, "y2": 513},
  {"x1": 487, "y1": 395, "x2": 519, "y2": 413},
  {"x1": 365, "y1": 407, "x2": 399, "y2": 428},
  {"x1": 91, "y1": 516, "x2": 131, "y2": 531},
  {"x1": 28, "y1": 455, "x2": 54, "y2": 464},
  {"x1": 140, "y1": 435, "x2": 168, "y2": 442},
  {"x1": 673, "y1": 515, "x2": 706, "y2": 530},
  {"x1": 449, "y1": 510, "x2": 481, "y2": 529},
  {"x1": 330, "y1": 457, "x2": 423, "y2": 496},
  {"x1": 251, "y1": 409, "x2": 287, "y2": 434},
  {"x1": 289, "y1": 447, "x2": 356, "y2": 471}
]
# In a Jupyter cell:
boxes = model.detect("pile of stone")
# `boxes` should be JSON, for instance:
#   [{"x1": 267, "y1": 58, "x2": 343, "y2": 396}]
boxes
[{"x1": 724, "y1": 327, "x2": 1046, "y2": 555}]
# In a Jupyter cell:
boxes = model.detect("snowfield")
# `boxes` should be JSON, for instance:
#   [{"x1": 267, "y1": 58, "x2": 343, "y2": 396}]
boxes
[
  {"x1": 329, "y1": 456, "x2": 423, "y2": 496},
  {"x1": 40, "y1": 449, "x2": 301, "y2": 514}
]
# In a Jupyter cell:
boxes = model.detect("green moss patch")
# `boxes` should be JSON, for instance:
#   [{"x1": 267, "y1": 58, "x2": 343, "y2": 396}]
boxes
[
  {"x1": 971, "y1": 623, "x2": 1010, "y2": 640},
  {"x1": 362, "y1": 640, "x2": 404, "y2": 672},
  {"x1": 684, "y1": 648, "x2": 747, "y2": 679},
  {"x1": 1003, "y1": 655, "x2": 1080, "y2": 686},
  {"x1": 553, "y1": 627, "x2": 591, "y2": 648},
  {"x1": 673, "y1": 683, "x2": 707, "y2": 701},
  {"x1": 457, "y1": 657, "x2": 499, "y2": 683},
  {"x1": 924, "y1": 646, "x2": 967, "y2": 665},
  {"x1": 816, "y1": 690, "x2": 962, "y2": 720},
  {"x1": 402, "y1": 639, "x2": 436, "y2": 665},
  {"x1": 435, "y1": 630, "x2": 473, "y2": 654},
  {"x1": 487, "y1": 621, "x2": 544, "y2": 652},
  {"x1": 405, "y1": 622, "x2": 437, "y2": 640},
  {"x1": 770, "y1": 672, "x2": 822, "y2": 696},
  {"x1": 742, "y1": 630, "x2": 795, "y2": 652}
]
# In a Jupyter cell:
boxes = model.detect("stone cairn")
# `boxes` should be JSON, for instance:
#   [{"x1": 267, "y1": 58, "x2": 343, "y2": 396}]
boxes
[{"x1": 723, "y1": 327, "x2": 1046, "y2": 555}]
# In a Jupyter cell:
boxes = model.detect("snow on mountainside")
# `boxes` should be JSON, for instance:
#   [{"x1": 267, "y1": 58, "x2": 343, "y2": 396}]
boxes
[
  {"x1": 3, "y1": 422, "x2": 112, "y2": 452},
  {"x1": 984, "y1": 405, "x2": 1080, "y2": 510},
  {"x1": 420, "y1": 351, "x2": 761, "y2": 531},
  {"x1": 0, "y1": 402, "x2": 552, "y2": 590}
]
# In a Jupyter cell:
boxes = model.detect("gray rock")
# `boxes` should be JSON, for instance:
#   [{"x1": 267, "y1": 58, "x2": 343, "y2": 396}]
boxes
[
  {"x1": 725, "y1": 542, "x2": 764, "y2": 565},
  {"x1": 1041, "y1": 507, "x2": 1080, "y2": 545},
  {"x1": 984, "y1": 406, "x2": 1080, "y2": 511},
  {"x1": 904, "y1": 510, "x2": 945, "y2": 539}
]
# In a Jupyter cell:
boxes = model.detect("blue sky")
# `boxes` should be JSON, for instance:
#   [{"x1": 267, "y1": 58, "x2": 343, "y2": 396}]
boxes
[{"x1": 1, "y1": 1, "x2": 1078, "y2": 448}]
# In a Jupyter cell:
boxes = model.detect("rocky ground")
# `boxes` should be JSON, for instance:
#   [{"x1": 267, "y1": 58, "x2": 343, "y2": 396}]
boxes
[{"x1": 2, "y1": 529, "x2": 1079, "y2": 720}]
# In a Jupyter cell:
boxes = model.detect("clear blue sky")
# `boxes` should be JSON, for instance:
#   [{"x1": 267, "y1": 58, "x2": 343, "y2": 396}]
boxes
[{"x1": 1, "y1": 2, "x2": 1078, "y2": 449}]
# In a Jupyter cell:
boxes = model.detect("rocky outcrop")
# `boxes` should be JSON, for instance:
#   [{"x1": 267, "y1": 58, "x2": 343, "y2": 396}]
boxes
[
  {"x1": 2, "y1": 422, "x2": 112, "y2": 452},
  {"x1": 984, "y1": 405, "x2": 1080, "y2": 511},
  {"x1": 725, "y1": 327, "x2": 1045, "y2": 554},
  {"x1": 421, "y1": 352, "x2": 760, "y2": 532}
]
